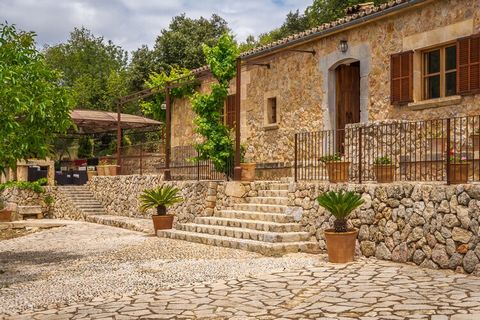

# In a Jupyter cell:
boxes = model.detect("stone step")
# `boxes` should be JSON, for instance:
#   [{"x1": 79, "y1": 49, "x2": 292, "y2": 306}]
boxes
[
  {"x1": 176, "y1": 223, "x2": 310, "y2": 243},
  {"x1": 246, "y1": 196, "x2": 288, "y2": 205},
  {"x1": 233, "y1": 203, "x2": 288, "y2": 214},
  {"x1": 217, "y1": 210, "x2": 295, "y2": 223},
  {"x1": 194, "y1": 216, "x2": 302, "y2": 232},
  {"x1": 268, "y1": 183, "x2": 289, "y2": 191},
  {"x1": 258, "y1": 190, "x2": 289, "y2": 197},
  {"x1": 157, "y1": 230, "x2": 319, "y2": 256},
  {"x1": 86, "y1": 215, "x2": 153, "y2": 234}
]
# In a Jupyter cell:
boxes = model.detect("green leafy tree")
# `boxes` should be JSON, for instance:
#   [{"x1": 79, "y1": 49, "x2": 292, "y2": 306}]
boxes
[
  {"x1": 153, "y1": 14, "x2": 230, "y2": 70},
  {"x1": 191, "y1": 33, "x2": 238, "y2": 174},
  {"x1": 0, "y1": 23, "x2": 73, "y2": 173},
  {"x1": 43, "y1": 27, "x2": 128, "y2": 111},
  {"x1": 306, "y1": 0, "x2": 389, "y2": 26}
]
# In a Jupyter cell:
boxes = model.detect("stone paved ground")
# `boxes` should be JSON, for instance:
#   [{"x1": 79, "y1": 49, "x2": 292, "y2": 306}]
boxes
[
  {"x1": 2, "y1": 222, "x2": 480, "y2": 319},
  {"x1": 4, "y1": 258, "x2": 480, "y2": 320},
  {"x1": 0, "y1": 222, "x2": 319, "y2": 316}
]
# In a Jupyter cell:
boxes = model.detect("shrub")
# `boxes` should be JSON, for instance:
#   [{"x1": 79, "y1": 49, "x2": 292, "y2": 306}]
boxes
[
  {"x1": 374, "y1": 156, "x2": 392, "y2": 165},
  {"x1": 316, "y1": 190, "x2": 364, "y2": 232},
  {"x1": 0, "y1": 178, "x2": 47, "y2": 193},
  {"x1": 319, "y1": 153, "x2": 342, "y2": 163},
  {"x1": 139, "y1": 185, "x2": 183, "y2": 215}
]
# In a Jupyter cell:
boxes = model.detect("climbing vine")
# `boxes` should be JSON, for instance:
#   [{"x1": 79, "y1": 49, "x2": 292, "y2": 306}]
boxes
[
  {"x1": 140, "y1": 66, "x2": 196, "y2": 121},
  {"x1": 191, "y1": 33, "x2": 238, "y2": 174}
]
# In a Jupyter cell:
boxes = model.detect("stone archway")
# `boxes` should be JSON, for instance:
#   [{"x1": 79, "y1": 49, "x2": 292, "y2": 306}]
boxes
[{"x1": 319, "y1": 43, "x2": 371, "y2": 131}]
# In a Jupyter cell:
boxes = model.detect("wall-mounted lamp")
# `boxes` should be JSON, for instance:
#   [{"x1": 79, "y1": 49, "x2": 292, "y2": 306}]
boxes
[{"x1": 338, "y1": 39, "x2": 348, "y2": 53}]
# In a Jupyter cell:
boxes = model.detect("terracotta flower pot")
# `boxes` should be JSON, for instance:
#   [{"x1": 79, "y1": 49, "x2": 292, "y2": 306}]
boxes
[
  {"x1": 325, "y1": 162, "x2": 350, "y2": 183},
  {"x1": 240, "y1": 163, "x2": 256, "y2": 181},
  {"x1": 324, "y1": 228, "x2": 358, "y2": 263},
  {"x1": 97, "y1": 166, "x2": 106, "y2": 176},
  {"x1": 151, "y1": 215, "x2": 174, "y2": 233},
  {"x1": 449, "y1": 163, "x2": 468, "y2": 184},
  {"x1": 373, "y1": 164, "x2": 395, "y2": 183},
  {"x1": 0, "y1": 209, "x2": 12, "y2": 222}
]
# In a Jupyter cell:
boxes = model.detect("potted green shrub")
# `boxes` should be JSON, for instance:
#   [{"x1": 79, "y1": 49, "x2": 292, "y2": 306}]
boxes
[
  {"x1": 240, "y1": 144, "x2": 256, "y2": 181},
  {"x1": 373, "y1": 156, "x2": 395, "y2": 183},
  {"x1": 317, "y1": 190, "x2": 364, "y2": 263},
  {"x1": 0, "y1": 199, "x2": 12, "y2": 222},
  {"x1": 449, "y1": 150, "x2": 468, "y2": 184},
  {"x1": 139, "y1": 185, "x2": 184, "y2": 232},
  {"x1": 319, "y1": 154, "x2": 350, "y2": 183}
]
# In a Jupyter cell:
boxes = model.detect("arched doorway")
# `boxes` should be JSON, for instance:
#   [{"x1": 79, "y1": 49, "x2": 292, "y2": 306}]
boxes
[{"x1": 334, "y1": 60, "x2": 360, "y2": 153}]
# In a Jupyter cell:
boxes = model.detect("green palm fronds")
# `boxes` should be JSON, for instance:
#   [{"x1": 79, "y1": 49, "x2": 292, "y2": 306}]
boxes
[
  {"x1": 139, "y1": 185, "x2": 184, "y2": 213},
  {"x1": 316, "y1": 190, "x2": 364, "y2": 219}
]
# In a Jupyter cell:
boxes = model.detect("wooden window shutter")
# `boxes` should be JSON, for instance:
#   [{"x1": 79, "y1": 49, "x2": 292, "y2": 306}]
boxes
[
  {"x1": 390, "y1": 51, "x2": 413, "y2": 104},
  {"x1": 457, "y1": 34, "x2": 480, "y2": 95},
  {"x1": 225, "y1": 94, "x2": 236, "y2": 128}
]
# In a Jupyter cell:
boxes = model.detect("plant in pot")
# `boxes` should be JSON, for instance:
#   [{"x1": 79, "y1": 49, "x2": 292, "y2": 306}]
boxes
[
  {"x1": 0, "y1": 199, "x2": 12, "y2": 222},
  {"x1": 317, "y1": 190, "x2": 364, "y2": 263},
  {"x1": 240, "y1": 144, "x2": 256, "y2": 181},
  {"x1": 373, "y1": 156, "x2": 395, "y2": 183},
  {"x1": 319, "y1": 153, "x2": 350, "y2": 183},
  {"x1": 139, "y1": 185, "x2": 184, "y2": 233},
  {"x1": 448, "y1": 150, "x2": 468, "y2": 184}
]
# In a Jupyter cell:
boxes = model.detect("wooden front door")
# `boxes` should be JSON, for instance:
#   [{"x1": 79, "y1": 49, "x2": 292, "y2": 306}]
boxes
[{"x1": 335, "y1": 62, "x2": 360, "y2": 153}]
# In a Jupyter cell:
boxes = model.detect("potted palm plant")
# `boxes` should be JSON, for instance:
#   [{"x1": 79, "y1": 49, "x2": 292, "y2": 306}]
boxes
[
  {"x1": 317, "y1": 190, "x2": 364, "y2": 263},
  {"x1": 0, "y1": 199, "x2": 12, "y2": 222},
  {"x1": 139, "y1": 185, "x2": 184, "y2": 232},
  {"x1": 319, "y1": 154, "x2": 350, "y2": 183},
  {"x1": 373, "y1": 156, "x2": 395, "y2": 183}
]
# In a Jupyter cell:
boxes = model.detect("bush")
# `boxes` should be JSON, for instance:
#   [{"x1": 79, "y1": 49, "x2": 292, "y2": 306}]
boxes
[{"x1": 0, "y1": 178, "x2": 48, "y2": 194}]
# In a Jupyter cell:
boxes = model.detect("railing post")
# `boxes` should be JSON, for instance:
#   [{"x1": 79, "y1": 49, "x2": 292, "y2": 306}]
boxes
[
  {"x1": 197, "y1": 149, "x2": 200, "y2": 181},
  {"x1": 139, "y1": 143, "x2": 143, "y2": 176},
  {"x1": 446, "y1": 118, "x2": 451, "y2": 185},
  {"x1": 358, "y1": 127, "x2": 363, "y2": 184},
  {"x1": 294, "y1": 133, "x2": 298, "y2": 182}
]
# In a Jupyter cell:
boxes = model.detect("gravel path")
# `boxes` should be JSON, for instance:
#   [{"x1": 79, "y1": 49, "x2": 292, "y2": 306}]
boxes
[{"x1": 0, "y1": 222, "x2": 321, "y2": 315}]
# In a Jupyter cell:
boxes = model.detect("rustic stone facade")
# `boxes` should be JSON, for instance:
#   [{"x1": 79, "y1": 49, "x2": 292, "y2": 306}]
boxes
[{"x1": 170, "y1": 0, "x2": 480, "y2": 179}]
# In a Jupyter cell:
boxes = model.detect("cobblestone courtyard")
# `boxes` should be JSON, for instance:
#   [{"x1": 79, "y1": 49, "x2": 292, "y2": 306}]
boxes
[{"x1": 2, "y1": 222, "x2": 480, "y2": 319}]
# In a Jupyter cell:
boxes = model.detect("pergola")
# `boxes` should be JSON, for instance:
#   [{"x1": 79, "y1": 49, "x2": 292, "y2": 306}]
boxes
[{"x1": 70, "y1": 109, "x2": 162, "y2": 134}]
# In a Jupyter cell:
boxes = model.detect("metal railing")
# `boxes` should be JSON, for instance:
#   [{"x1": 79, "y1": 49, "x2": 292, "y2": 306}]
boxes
[
  {"x1": 295, "y1": 115, "x2": 480, "y2": 184},
  {"x1": 169, "y1": 145, "x2": 234, "y2": 181}
]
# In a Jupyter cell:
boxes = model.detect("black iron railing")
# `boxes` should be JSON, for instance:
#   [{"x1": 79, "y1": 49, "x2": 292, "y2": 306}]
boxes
[{"x1": 295, "y1": 115, "x2": 480, "y2": 184}]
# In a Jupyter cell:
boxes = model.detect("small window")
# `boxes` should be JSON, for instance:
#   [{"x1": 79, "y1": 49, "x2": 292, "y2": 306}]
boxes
[
  {"x1": 423, "y1": 44, "x2": 457, "y2": 100},
  {"x1": 266, "y1": 97, "x2": 277, "y2": 124}
]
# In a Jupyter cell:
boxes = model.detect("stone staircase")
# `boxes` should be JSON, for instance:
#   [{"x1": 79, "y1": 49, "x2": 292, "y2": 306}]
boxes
[
  {"x1": 57, "y1": 186, "x2": 154, "y2": 234},
  {"x1": 57, "y1": 186, "x2": 107, "y2": 217},
  {"x1": 158, "y1": 183, "x2": 319, "y2": 256}
]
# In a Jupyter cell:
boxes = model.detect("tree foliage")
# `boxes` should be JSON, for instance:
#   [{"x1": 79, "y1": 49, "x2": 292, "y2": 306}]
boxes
[
  {"x1": 43, "y1": 27, "x2": 128, "y2": 111},
  {"x1": 191, "y1": 33, "x2": 238, "y2": 174},
  {"x1": 0, "y1": 23, "x2": 73, "y2": 173},
  {"x1": 153, "y1": 14, "x2": 230, "y2": 70}
]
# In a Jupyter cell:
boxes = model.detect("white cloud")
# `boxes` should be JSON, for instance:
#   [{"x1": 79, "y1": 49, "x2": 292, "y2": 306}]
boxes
[{"x1": 0, "y1": 0, "x2": 311, "y2": 53}]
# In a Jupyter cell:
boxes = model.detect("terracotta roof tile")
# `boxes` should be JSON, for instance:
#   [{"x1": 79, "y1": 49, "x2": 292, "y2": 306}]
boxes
[{"x1": 240, "y1": 0, "x2": 419, "y2": 58}]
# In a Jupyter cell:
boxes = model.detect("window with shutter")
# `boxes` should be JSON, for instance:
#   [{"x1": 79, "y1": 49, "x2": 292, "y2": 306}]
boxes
[
  {"x1": 457, "y1": 34, "x2": 480, "y2": 95},
  {"x1": 225, "y1": 94, "x2": 236, "y2": 128},
  {"x1": 390, "y1": 51, "x2": 413, "y2": 104}
]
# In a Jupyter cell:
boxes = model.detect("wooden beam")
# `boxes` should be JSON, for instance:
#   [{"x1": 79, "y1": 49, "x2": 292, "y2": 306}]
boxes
[
  {"x1": 164, "y1": 85, "x2": 172, "y2": 181},
  {"x1": 234, "y1": 58, "x2": 242, "y2": 181}
]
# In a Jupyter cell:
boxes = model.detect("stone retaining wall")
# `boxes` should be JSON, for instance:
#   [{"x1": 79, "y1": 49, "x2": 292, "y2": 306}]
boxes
[
  {"x1": 1, "y1": 187, "x2": 55, "y2": 220},
  {"x1": 216, "y1": 181, "x2": 480, "y2": 275},
  {"x1": 87, "y1": 175, "x2": 217, "y2": 224}
]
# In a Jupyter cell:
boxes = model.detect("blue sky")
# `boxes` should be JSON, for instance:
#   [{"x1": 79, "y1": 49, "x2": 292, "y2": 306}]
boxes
[{"x1": 0, "y1": 0, "x2": 311, "y2": 53}]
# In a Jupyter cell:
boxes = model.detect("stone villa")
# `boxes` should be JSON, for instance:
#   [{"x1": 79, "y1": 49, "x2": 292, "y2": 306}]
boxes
[{"x1": 171, "y1": 0, "x2": 480, "y2": 178}]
